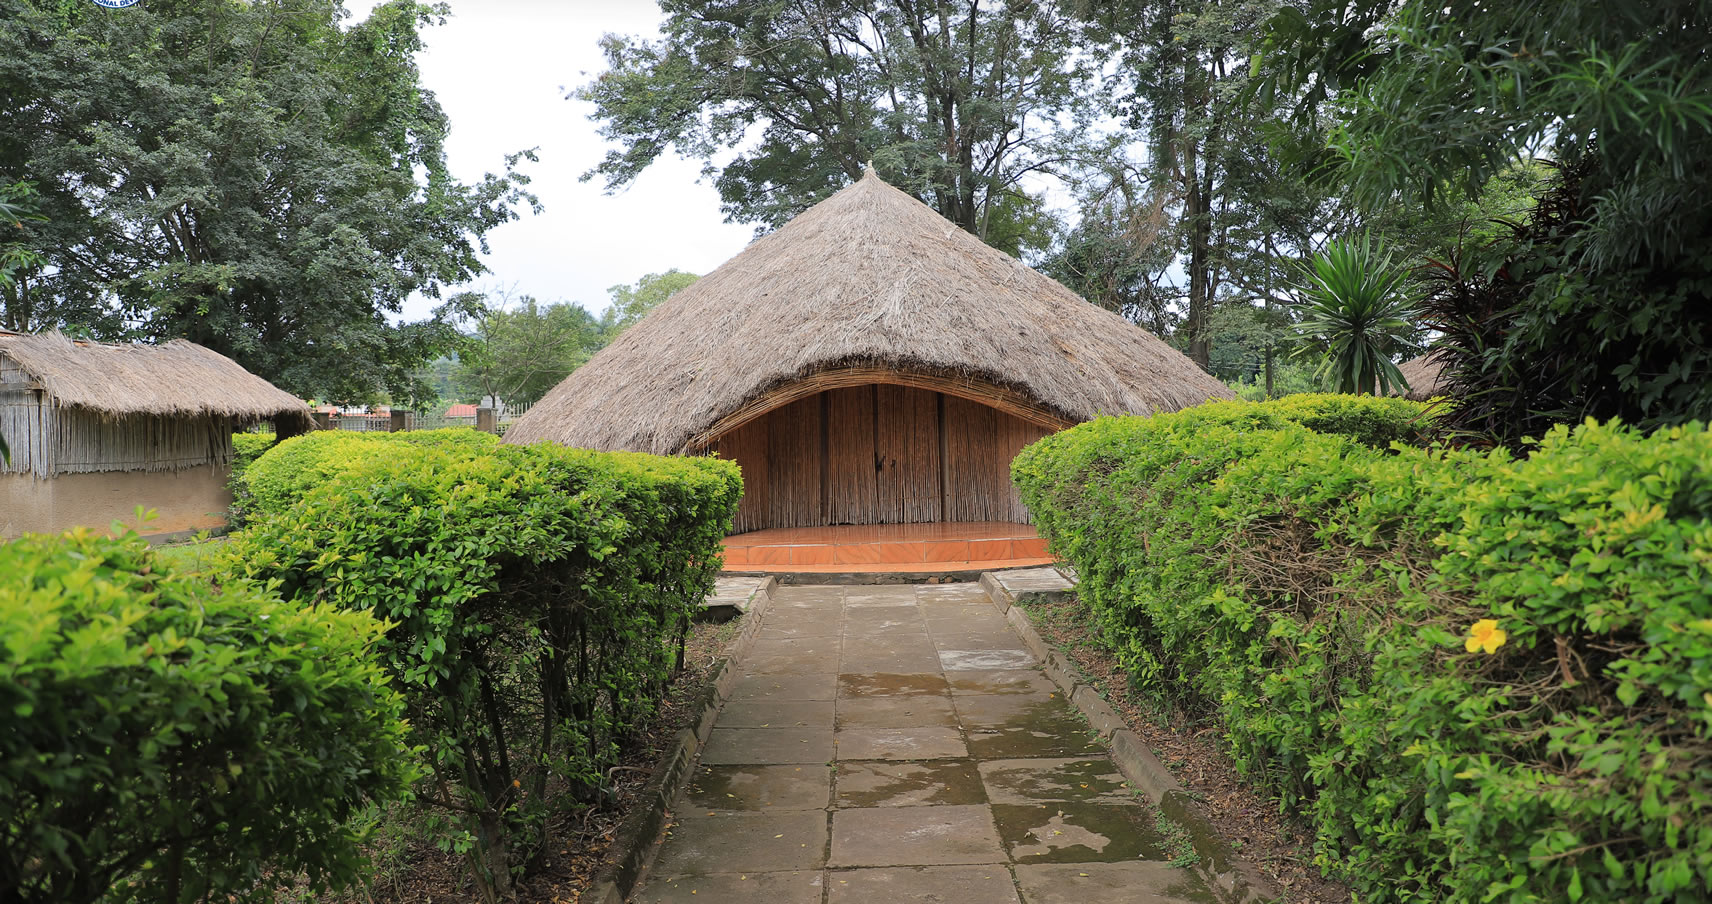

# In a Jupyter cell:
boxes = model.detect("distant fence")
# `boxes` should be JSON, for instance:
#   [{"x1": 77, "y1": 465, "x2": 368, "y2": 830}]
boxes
[{"x1": 313, "y1": 402, "x2": 532, "y2": 435}]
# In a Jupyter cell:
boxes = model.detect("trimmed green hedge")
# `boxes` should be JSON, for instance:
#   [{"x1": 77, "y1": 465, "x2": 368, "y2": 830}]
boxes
[
  {"x1": 230, "y1": 431, "x2": 275, "y2": 478},
  {"x1": 223, "y1": 436, "x2": 741, "y2": 895},
  {"x1": 235, "y1": 428, "x2": 499, "y2": 523},
  {"x1": 0, "y1": 531, "x2": 413, "y2": 904},
  {"x1": 1015, "y1": 399, "x2": 1712, "y2": 903}
]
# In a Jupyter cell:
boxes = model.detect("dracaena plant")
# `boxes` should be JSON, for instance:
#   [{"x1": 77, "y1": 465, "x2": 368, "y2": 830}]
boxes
[{"x1": 1290, "y1": 234, "x2": 1417, "y2": 395}]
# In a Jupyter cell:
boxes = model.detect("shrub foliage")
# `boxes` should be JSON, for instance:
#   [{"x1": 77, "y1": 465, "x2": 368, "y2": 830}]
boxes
[
  {"x1": 0, "y1": 531, "x2": 413, "y2": 904},
  {"x1": 223, "y1": 433, "x2": 742, "y2": 895},
  {"x1": 1014, "y1": 397, "x2": 1712, "y2": 902},
  {"x1": 234, "y1": 428, "x2": 500, "y2": 523}
]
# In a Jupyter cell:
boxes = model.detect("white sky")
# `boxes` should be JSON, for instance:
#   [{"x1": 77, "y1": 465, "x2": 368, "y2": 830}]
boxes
[{"x1": 348, "y1": 1, "x2": 756, "y2": 320}]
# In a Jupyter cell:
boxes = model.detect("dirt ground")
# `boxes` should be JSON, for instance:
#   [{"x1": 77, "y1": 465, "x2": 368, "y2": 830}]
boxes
[{"x1": 1020, "y1": 595, "x2": 1352, "y2": 904}]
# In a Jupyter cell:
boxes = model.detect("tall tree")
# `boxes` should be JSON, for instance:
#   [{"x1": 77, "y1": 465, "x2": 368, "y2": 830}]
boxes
[
  {"x1": 1073, "y1": 0, "x2": 1293, "y2": 369},
  {"x1": 600, "y1": 269, "x2": 700, "y2": 336},
  {"x1": 1259, "y1": 0, "x2": 1712, "y2": 438},
  {"x1": 454, "y1": 292, "x2": 606, "y2": 407},
  {"x1": 577, "y1": 0, "x2": 1094, "y2": 253},
  {"x1": 0, "y1": 0, "x2": 537, "y2": 403}
]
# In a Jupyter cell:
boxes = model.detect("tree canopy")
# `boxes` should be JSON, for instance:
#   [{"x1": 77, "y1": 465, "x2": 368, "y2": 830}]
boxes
[
  {"x1": 1258, "y1": 0, "x2": 1712, "y2": 437},
  {"x1": 600, "y1": 269, "x2": 700, "y2": 335},
  {"x1": 0, "y1": 0, "x2": 537, "y2": 403},
  {"x1": 576, "y1": 0, "x2": 1094, "y2": 255}
]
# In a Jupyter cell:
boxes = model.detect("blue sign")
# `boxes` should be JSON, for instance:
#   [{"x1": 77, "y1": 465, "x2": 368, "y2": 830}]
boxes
[{"x1": 92, "y1": 0, "x2": 142, "y2": 7}]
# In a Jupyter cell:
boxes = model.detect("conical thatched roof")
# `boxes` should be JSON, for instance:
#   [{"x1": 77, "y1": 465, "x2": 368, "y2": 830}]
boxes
[
  {"x1": 1396, "y1": 351, "x2": 1451, "y2": 401},
  {"x1": 507, "y1": 168, "x2": 1231, "y2": 453},
  {"x1": 0, "y1": 331, "x2": 310, "y2": 427}
]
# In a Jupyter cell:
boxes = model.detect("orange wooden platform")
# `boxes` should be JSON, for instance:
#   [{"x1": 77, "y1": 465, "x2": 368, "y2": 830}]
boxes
[{"x1": 721, "y1": 521, "x2": 1053, "y2": 573}]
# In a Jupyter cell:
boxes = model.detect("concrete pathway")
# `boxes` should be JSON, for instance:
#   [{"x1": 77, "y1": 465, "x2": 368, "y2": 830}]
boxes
[{"x1": 634, "y1": 582, "x2": 1216, "y2": 904}]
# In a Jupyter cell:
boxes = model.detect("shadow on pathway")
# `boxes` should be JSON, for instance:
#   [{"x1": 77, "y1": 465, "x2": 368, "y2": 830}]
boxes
[{"x1": 633, "y1": 582, "x2": 1217, "y2": 904}]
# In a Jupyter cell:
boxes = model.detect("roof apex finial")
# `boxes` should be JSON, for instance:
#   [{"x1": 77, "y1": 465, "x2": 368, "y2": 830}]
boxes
[{"x1": 863, "y1": 160, "x2": 877, "y2": 179}]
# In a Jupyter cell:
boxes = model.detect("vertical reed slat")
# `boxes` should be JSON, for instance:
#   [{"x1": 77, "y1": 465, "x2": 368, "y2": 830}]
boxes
[
  {"x1": 766, "y1": 395, "x2": 822, "y2": 528},
  {"x1": 824, "y1": 386, "x2": 876, "y2": 525},
  {"x1": 713, "y1": 417, "x2": 769, "y2": 534}
]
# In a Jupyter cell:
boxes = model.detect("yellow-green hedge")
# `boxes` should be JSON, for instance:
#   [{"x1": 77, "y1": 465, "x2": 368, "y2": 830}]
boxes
[
  {"x1": 1, "y1": 531, "x2": 412, "y2": 904},
  {"x1": 223, "y1": 435, "x2": 741, "y2": 894},
  {"x1": 1014, "y1": 398, "x2": 1712, "y2": 903}
]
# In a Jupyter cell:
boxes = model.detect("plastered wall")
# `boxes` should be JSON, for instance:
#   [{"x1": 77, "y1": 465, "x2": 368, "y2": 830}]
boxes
[{"x1": 1, "y1": 468, "x2": 232, "y2": 540}]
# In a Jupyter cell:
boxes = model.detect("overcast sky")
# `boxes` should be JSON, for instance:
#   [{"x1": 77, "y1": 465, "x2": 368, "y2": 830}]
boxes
[{"x1": 347, "y1": 1, "x2": 756, "y2": 321}]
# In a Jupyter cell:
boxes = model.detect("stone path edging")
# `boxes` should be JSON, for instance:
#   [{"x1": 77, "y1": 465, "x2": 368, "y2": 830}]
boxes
[
  {"x1": 585, "y1": 576, "x2": 779, "y2": 904},
  {"x1": 979, "y1": 572, "x2": 1282, "y2": 904}
]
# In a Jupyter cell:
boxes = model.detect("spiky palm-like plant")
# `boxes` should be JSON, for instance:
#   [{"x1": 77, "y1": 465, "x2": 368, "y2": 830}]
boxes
[{"x1": 1291, "y1": 235, "x2": 1417, "y2": 395}]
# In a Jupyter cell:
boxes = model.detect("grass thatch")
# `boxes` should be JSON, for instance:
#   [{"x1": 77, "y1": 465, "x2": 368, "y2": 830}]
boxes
[
  {"x1": 0, "y1": 332, "x2": 309, "y2": 427},
  {"x1": 506, "y1": 167, "x2": 1233, "y2": 454},
  {"x1": 1396, "y1": 352, "x2": 1450, "y2": 401}
]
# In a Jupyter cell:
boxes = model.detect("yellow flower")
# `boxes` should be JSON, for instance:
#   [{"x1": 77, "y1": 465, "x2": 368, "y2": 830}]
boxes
[{"x1": 1465, "y1": 619, "x2": 1507, "y2": 654}]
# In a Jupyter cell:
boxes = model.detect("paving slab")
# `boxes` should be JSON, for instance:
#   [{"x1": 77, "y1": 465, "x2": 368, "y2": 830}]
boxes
[
  {"x1": 977, "y1": 757, "x2": 1139, "y2": 806},
  {"x1": 704, "y1": 575, "x2": 768, "y2": 613},
  {"x1": 702, "y1": 728, "x2": 837, "y2": 765},
  {"x1": 843, "y1": 586, "x2": 922, "y2": 607},
  {"x1": 839, "y1": 672, "x2": 951, "y2": 698},
  {"x1": 650, "y1": 811, "x2": 829, "y2": 875},
  {"x1": 1013, "y1": 862, "x2": 1218, "y2": 904},
  {"x1": 954, "y1": 693, "x2": 1104, "y2": 758},
  {"x1": 830, "y1": 804, "x2": 1006, "y2": 866},
  {"x1": 842, "y1": 609, "x2": 928, "y2": 634},
  {"x1": 992, "y1": 567, "x2": 1074, "y2": 598},
  {"x1": 931, "y1": 631, "x2": 1032, "y2": 652},
  {"x1": 731, "y1": 673, "x2": 838, "y2": 702},
  {"x1": 915, "y1": 582, "x2": 990, "y2": 599},
  {"x1": 842, "y1": 648, "x2": 947, "y2": 673},
  {"x1": 939, "y1": 649, "x2": 1038, "y2": 671},
  {"x1": 744, "y1": 648, "x2": 845, "y2": 675},
  {"x1": 719, "y1": 700, "x2": 836, "y2": 730},
  {"x1": 747, "y1": 637, "x2": 843, "y2": 658},
  {"x1": 685, "y1": 764, "x2": 834, "y2": 812},
  {"x1": 758, "y1": 621, "x2": 844, "y2": 639},
  {"x1": 837, "y1": 693, "x2": 957, "y2": 729},
  {"x1": 947, "y1": 670, "x2": 1060, "y2": 696},
  {"x1": 924, "y1": 610, "x2": 1013, "y2": 633},
  {"x1": 991, "y1": 803, "x2": 1165, "y2": 864},
  {"x1": 826, "y1": 865, "x2": 1021, "y2": 904},
  {"x1": 842, "y1": 635, "x2": 940, "y2": 659},
  {"x1": 770, "y1": 585, "x2": 846, "y2": 606},
  {"x1": 836, "y1": 726, "x2": 968, "y2": 760},
  {"x1": 646, "y1": 582, "x2": 1233, "y2": 904},
  {"x1": 836, "y1": 759, "x2": 989, "y2": 808},
  {"x1": 638, "y1": 869, "x2": 826, "y2": 903}
]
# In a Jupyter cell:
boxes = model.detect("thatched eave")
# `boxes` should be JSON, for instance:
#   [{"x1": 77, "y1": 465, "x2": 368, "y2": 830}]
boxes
[
  {"x1": 506, "y1": 168, "x2": 1232, "y2": 453},
  {"x1": 0, "y1": 332, "x2": 310, "y2": 429}
]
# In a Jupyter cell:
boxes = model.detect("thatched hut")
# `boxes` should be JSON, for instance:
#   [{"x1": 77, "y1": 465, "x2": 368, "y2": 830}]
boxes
[
  {"x1": 1396, "y1": 352, "x2": 1451, "y2": 401},
  {"x1": 0, "y1": 331, "x2": 310, "y2": 539},
  {"x1": 507, "y1": 167, "x2": 1232, "y2": 534}
]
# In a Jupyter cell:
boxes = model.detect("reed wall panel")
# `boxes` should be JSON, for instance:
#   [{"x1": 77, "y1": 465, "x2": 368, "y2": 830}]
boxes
[
  {"x1": 712, "y1": 416, "x2": 770, "y2": 534},
  {"x1": 875, "y1": 385, "x2": 941, "y2": 523},
  {"x1": 825, "y1": 386, "x2": 878, "y2": 525},
  {"x1": 715, "y1": 383, "x2": 1049, "y2": 532},
  {"x1": 765, "y1": 395, "x2": 823, "y2": 529}
]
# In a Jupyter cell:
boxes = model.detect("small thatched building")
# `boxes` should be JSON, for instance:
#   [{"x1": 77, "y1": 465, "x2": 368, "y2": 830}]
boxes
[
  {"x1": 507, "y1": 167, "x2": 1232, "y2": 533},
  {"x1": 1396, "y1": 352, "x2": 1451, "y2": 401},
  {"x1": 1, "y1": 331, "x2": 310, "y2": 539}
]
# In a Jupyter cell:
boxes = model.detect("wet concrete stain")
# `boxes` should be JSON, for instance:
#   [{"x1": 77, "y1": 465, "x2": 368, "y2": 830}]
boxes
[
  {"x1": 938, "y1": 649, "x2": 1038, "y2": 670},
  {"x1": 685, "y1": 764, "x2": 833, "y2": 811},
  {"x1": 839, "y1": 672, "x2": 951, "y2": 697},
  {"x1": 957, "y1": 695, "x2": 1106, "y2": 758},
  {"x1": 992, "y1": 803, "x2": 1166, "y2": 864},
  {"x1": 945, "y1": 670, "x2": 1058, "y2": 696},
  {"x1": 978, "y1": 757, "x2": 1139, "y2": 805},
  {"x1": 835, "y1": 759, "x2": 989, "y2": 808}
]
